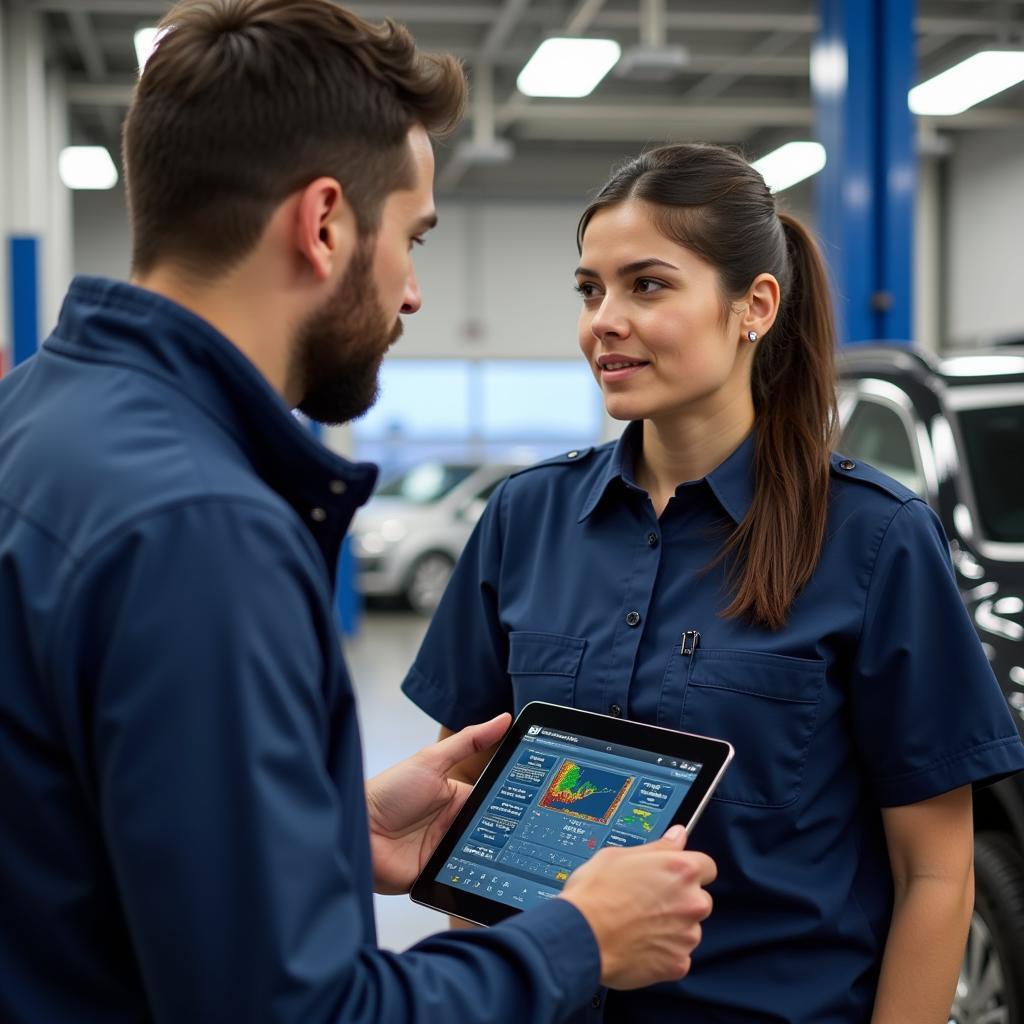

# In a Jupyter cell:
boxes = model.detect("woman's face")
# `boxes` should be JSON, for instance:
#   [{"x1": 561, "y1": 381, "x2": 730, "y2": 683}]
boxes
[{"x1": 576, "y1": 200, "x2": 753, "y2": 426}]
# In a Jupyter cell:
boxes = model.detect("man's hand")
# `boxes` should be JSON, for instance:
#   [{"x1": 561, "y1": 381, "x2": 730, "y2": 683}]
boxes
[
  {"x1": 561, "y1": 825, "x2": 717, "y2": 990},
  {"x1": 366, "y1": 714, "x2": 512, "y2": 895}
]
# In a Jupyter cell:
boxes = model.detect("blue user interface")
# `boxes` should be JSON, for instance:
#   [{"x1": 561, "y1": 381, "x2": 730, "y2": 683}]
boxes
[{"x1": 437, "y1": 724, "x2": 701, "y2": 911}]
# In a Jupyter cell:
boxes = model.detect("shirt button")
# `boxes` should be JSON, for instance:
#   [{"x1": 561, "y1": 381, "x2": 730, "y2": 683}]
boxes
[
  {"x1": 310, "y1": 507, "x2": 327, "y2": 522},
  {"x1": 608, "y1": 704, "x2": 622, "y2": 718},
  {"x1": 591, "y1": 994, "x2": 602, "y2": 1008},
  {"x1": 647, "y1": 532, "x2": 659, "y2": 548},
  {"x1": 567, "y1": 450, "x2": 579, "y2": 459},
  {"x1": 329, "y1": 479, "x2": 347, "y2": 495},
  {"x1": 625, "y1": 610, "x2": 641, "y2": 627},
  {"x1": 839, "y1": 459, "x2": 856, "y2": 471}
]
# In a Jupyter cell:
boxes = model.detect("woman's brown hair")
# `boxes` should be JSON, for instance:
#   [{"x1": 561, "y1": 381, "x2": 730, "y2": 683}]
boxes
[
  {"x1": 577, "y1": 143, "x2": 838, "y2": 630},
  {"x1": 123, "y1": 0, "x2": 466, "y2": 277}
]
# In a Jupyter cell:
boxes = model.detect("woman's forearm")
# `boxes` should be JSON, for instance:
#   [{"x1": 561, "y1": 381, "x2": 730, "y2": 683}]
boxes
[{"x1": 870, "y1": 871, "x2": 974, "y2": 1024}]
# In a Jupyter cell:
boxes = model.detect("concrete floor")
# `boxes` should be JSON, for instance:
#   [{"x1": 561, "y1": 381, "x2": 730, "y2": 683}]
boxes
[{"x1": 343, "y1": 609, "x2": 455, "y2": 950}]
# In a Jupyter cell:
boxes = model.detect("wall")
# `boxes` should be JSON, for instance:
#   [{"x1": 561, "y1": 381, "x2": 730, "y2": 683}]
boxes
[
  {"x1": 71, "y1": 184, "x2": 813, "y2": 362},
  {"x1": 2, "y1": 6, "x2": 73, "y2": 360},
  {"x1": 947, "y1": 128, "x2": 1024, "y2": 347},
  {"x1": 72, "y1": 143, "x2": 1024, "y2": 355},
  {"x1": 72, "y1": 184, "x2": 133, "y2": 284}
]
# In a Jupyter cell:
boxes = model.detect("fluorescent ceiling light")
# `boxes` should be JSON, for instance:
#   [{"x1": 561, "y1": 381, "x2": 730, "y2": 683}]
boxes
[
  {"x1": 910, "y1": 50, "x2": 1024, "y2": 115},
  {"x1": 752, "y1": 141, "x2": 826, "y2": 193},
  {"x1": 134, "y1": 26, "x2": 168, "y2": 75},
  {"x1": 517, "y1": 38, "x2": 621, "y2": 98},
  {"x1": 58, "y1": 146, "x2": 119, "y2": 190}
]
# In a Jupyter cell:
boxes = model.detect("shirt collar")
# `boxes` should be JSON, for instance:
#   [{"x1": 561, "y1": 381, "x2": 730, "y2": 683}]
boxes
[
  {"x1": 47, "y1": 276, "x2": 378, "y2": 557},
  {"x1": 578, "y1": 420, "x2": 756, "y2": 525}
]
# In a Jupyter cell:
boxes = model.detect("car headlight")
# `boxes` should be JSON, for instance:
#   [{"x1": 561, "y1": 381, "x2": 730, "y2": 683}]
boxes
[
  {"x1": 354, "y1": 519, "x2": 407, "y2": 557},
  {"x1": 356, "y1": 531, "x2": 388, "y2": 556}
]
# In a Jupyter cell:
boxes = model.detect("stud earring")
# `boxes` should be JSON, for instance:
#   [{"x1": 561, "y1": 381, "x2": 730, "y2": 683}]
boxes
[{"x1": 747, "y1": 330, "x2": 758, "y2": 343}]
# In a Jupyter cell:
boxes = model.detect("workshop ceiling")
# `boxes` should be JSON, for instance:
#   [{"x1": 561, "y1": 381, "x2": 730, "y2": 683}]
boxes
[{"x1": 30, "y1": 0, "x2": 1024, "y2": 199}]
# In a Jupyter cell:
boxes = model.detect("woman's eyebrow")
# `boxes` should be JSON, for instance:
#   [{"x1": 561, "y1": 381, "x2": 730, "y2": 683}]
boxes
[{"x1": 573, "y1": 257, "x2": 680, "y2": 278}]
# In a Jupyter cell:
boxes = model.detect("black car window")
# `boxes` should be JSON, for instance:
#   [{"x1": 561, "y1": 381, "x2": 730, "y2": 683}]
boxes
[
  {"x1": 957, "y1": 404, "x2": 1024, "y2": 544},
  {"x1": 841, "y1": 399, "x2": 924, "y2": 496}
]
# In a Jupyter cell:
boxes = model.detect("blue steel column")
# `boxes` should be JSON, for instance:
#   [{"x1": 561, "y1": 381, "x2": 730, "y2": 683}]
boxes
[
  {"x1": 9, "y1": 238, "x2": 41, "y2": 367},
  {"x1": 305, "y1": 419, "x2": 362, "y2": 637},
  {"x1": 3, "y1": 6, "x2": 49, "y2": 367},
  {"x1": 813, "y1": 0, "x2": 916, "y2": 345}
]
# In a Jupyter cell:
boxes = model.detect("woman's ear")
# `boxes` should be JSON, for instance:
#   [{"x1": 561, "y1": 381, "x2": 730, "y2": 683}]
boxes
[{"x1": 744, "y1": 272, "x2": 781, "y2": 340}]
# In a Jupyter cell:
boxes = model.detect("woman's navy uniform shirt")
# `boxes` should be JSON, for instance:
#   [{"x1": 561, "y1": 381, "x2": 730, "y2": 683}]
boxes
[
  {"x1": 403, "y1": 420, "x2": 1024, "y2": 1024},
  {"x1": 0, "y1": 278, "x2": 601, "y2": 1023}
]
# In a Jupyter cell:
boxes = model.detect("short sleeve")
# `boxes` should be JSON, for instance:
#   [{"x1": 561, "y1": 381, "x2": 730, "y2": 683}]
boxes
[
  {"x1": 402, "y1": 479, "x2": 514, "y2": 730},
  {"x1": 850, "y1": 499, "x2": 1024, "y2": 806}
]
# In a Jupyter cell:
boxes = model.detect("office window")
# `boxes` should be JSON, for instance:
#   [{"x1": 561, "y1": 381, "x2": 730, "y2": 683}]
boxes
[
  {"x1": 480, "y1": 361, "x2": 601, "y2": 440},
  {"x1": 353, "y1": 360, "x2": 471, "y2": 440}
]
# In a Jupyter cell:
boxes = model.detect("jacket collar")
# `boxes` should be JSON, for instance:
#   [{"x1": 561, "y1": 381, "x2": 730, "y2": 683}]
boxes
[
  {"x1": 578, "y1": 420, "x2": 756, "y2": 525},
  {"x1": 47, "y1": 276, "x2": 378, "y2": 560}
]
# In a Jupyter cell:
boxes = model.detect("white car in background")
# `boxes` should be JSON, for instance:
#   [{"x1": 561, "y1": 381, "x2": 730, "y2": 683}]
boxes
[{"x1": 351, "y1": 460, "x2": 523, "y2": 614}]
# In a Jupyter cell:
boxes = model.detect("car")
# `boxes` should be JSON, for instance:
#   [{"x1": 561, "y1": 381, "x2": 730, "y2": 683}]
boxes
[
  {"x1": 350, "y1": 460, "x2": 523, "y2": 614},
  {"x1": 838, "y1": 344, "x2": 1024, "y2": 1024}
]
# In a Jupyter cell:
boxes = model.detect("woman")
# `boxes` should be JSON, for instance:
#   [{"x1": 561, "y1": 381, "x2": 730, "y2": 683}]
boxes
[{"x1": 401, "y1": 144, "x2": 1024, "y2": 1022}]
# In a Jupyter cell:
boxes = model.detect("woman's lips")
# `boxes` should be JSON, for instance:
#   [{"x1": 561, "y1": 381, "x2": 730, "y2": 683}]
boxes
[{"x1": 598, "y1": 358, "x2": 649, "y2": 383}]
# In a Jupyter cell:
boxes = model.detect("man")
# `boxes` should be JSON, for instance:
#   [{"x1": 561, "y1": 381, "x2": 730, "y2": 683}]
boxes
[{"x1": 0, "y1": 2, "x2": 716, "y2": 1021}]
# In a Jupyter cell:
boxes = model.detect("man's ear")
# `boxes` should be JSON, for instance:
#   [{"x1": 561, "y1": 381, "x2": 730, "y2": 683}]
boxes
[{"x1": 293, "y1": 177, "x2": 358, "y2": 283}]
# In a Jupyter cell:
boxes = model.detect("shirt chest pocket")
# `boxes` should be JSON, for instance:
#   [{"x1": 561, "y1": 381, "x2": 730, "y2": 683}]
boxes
[
  {"x1": 506, "y1": 631, "x2": 586, "y2": 713},
  {"x1": 677, "y1": 649, "x2": 826, "y2": 809}
]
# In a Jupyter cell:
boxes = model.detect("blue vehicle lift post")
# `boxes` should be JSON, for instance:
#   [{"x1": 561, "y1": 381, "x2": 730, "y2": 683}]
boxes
[{"x1": 813, "y1": 0, "x2": 916, "y2": 345}]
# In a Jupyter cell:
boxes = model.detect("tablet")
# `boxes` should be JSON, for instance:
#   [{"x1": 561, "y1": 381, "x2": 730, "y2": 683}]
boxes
[{"x1": 411, "y1": 701, "x2": 733, "y2": 926}]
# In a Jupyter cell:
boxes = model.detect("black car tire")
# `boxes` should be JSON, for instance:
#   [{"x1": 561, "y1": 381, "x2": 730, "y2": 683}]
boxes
[
  {"x1": 405, "y1": 552, "x2": 455, "y2": 616},
  {"x1": 954, "y1": 832, "x2": 1024, "y2": 1024}
]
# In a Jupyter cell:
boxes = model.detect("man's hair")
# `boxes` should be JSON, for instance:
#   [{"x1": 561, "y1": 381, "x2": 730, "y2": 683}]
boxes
[{"x1": 122, "y1": 0, "x2": 466, "y2": 277}]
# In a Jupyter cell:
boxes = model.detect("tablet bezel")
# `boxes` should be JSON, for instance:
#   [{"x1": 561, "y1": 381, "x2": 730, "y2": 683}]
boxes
[{"x1": 410, "y1": 701, "x2": 733, "y2": 926}]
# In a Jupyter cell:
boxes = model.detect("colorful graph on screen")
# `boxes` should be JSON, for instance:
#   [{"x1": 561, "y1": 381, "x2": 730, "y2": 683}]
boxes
[{"x1": 538, "y1": 759, "x2": 634, "y2": 824}]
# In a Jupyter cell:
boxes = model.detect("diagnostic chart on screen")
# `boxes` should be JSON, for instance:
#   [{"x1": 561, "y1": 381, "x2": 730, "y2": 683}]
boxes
[{"x1": 435, "y1": 725, "x2": 700, "y2": 911}]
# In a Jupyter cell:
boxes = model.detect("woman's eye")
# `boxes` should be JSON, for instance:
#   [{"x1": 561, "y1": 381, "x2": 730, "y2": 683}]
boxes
[
  {"x1": 635, "y1": 278, "x2": 665, "y2": 294},
  {"x1": 574, "y1": 282, "x2": 599, "y2": 300},
  {"x1": 409, "y1": 236, "x2": 425, "y2": 251}
]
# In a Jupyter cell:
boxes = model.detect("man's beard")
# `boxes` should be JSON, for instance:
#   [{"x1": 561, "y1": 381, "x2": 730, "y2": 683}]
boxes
[{"x1": 293, "y1": 239, "x2": 402, "y2": 425}]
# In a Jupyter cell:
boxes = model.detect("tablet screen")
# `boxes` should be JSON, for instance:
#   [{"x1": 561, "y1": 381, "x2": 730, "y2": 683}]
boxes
[{"x1": 434, "y1": 722, "x2": 701, "y2": 911}]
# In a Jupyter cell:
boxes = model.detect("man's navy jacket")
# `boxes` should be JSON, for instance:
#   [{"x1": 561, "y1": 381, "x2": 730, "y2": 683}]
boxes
[{"x1": 0, "y1": 277, "x2": 600, "y2": 1023}]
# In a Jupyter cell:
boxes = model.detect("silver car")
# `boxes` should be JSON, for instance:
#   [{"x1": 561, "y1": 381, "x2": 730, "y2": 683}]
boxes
[{"x1": 351, "y1": 460, "x2": 522, "y2": 614}]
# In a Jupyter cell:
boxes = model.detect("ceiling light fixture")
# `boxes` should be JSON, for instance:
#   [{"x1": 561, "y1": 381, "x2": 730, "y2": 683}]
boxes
[
  {"x1": 752, "y1": 141, "x2": 827, "y2": 193},
  {"x1": 909, "y1": 50, "x2": 1024, "y2": 115},
  {"x1": 134, "y1": 26, "x2": 169, "y2": 75},
  {"x1": 517, "y1": 37, "x2": 621, "y2": 98},
  {"x1": 58, "y1": 146, "x2": 119, "y2": 190}
]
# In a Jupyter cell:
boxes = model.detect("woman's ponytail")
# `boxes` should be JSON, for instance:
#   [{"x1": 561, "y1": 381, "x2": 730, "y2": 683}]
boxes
[{"x1": 719, "y1": 213, "x2": 838, "y2": 629}]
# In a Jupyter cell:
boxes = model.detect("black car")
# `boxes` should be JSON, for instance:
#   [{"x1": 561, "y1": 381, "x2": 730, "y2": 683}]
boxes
[{"x1": 839, "y1": 345, "x2": 1024, "y2": 1024}]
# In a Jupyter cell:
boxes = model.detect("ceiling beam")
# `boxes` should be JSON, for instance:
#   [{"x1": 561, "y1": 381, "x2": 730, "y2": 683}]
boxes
[
  {"x1": 28, "y1": 1, "x2": 1019, "y2": 40},
  {"x1": 65, "y1": 9, "x2": 125, "y2": 148},
  {"x1": 66, "y1": 10, "x2": 107, "y2": 80},
  {"x1": 592, "y1": 11, "x2": 817, "y2": 33},
  {"x1": 67, "y1": 79, "x2": 135, "y2": 106},
  {"x1": 682, "y1": 30, "x2": 803, "y2": 102},
  {"x1": 477, "y1": 0, "x2": 532, "y2": 63}
]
